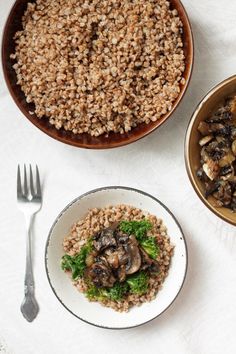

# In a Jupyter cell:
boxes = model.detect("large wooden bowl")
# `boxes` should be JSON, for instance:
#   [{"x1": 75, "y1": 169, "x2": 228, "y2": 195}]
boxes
[
  {"x1": 185, "y1": 75, "x2": 236, "y2": 226},
  {"x1": 2, "y1": 0, "x2": 193, "y2": 149}
]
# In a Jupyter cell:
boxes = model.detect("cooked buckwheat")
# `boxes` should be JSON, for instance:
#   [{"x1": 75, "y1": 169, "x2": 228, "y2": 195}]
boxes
[
  {"x1": 63, "y1": 205, "x2": 174, "y2": 312},
  {"x1": 11, "y1": 0, "x2": 185, "y2": 136}
]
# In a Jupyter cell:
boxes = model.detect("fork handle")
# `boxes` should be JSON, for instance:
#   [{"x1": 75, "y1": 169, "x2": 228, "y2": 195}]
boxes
[
  {"x1": 21, "y1": 214, "x2": 39, "y2": 322},
  {"x1": 24, "y1": 215, "x2": 34, "y2": 291}
]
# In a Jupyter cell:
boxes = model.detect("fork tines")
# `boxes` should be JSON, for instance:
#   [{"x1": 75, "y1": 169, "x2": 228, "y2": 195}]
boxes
[{"x1": 17, "y1": 164, "x2": 41, "y2": 199}]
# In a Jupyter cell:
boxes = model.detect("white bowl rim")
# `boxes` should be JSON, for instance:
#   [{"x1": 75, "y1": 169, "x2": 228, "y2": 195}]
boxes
[{"x1": 45, "y1": 186, "x2": 188, "y2": 330}]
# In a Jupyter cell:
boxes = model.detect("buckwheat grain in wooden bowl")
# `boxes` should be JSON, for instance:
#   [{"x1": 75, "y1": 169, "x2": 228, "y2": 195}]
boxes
[{"x1": 2, "y1": 0, "x2": 193, "y2": 149}]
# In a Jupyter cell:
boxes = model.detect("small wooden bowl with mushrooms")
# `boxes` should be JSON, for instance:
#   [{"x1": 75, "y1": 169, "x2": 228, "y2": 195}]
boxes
[{"x1": 185, "y1": 75, "x2": 236, "y2": 226}]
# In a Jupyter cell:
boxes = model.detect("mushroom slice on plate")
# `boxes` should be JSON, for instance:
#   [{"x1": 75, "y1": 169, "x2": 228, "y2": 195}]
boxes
[
  {"x1": 117, "y1": 264, "x2": 126, "y2": 282},
  {"x1": 93, "y1": 227, "x2": 117, "y2": 252},
  {"x1": 125, "y1": 236, "x2": 141, "y2": 275},
  {"x1": 86, "y1": 259, "x2": 116, "y2": 288},
  {"x1": 104, "y1": 248, "x2": 119, "y2": 269}
]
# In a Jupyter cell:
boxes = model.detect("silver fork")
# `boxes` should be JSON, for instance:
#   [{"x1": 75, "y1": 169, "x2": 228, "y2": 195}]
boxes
[{"x1": 17, "y1": 164, "x2": 42, "y2": 322}]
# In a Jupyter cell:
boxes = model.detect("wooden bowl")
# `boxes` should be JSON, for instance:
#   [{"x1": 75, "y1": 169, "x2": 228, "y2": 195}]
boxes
[
  {"x1": 2, "y1": 0, "x2": 193, "y2": 149},
  {"x1": 185, "y1": 75, "x2": 236, "y2": 226}
]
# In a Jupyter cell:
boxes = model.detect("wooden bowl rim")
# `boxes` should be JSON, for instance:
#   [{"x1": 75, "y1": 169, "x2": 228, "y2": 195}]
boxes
[
  {"x1": 185, "y1": 74, "x2": 236, "y2": 226},
  {"x1": 2, "y1": 0, "x2": 194, "y2": 149}
]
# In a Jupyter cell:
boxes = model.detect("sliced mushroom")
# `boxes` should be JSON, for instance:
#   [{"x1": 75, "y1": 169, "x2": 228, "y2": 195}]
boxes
[
  {"x1": 209, "y1": 123, "x2": 228, "y2": 135},
  {"x1": 206, "y1": 107, "x2": 232, "y2": 123},
  {"x1": 215, "y1": 135, "x2": 230, "y2": 148},
  {"x1": 196, "y1": 168, "x2": 204, "y2": 180},
  {"x1": 230, "y1": 127, "x2": 236, "y2": 140},
  {"x1": 220, "y1": 165, "x2": 234, "y2": 181},
  {"x1": 230, "y1": 97, "x2": 236, "y2": 114},
  {"x1": 117, "y1": 265, "x2": 126, "y2": 282},
  {"x1": 197, "y1": 96, "x2": 236, "y2": 211},
  {"x1": 93, "y1": 227, "x2": 117, "y2": 252},
  {"x1": 116, "y1": 232, "x2": 130, "y2": 245},
  {"x1": 85, "y1": 224, "x2": 161, "y2": 287},
  {"x1": 202, "y1": 159, "x2": 220, "y2": 180},
  {"x1": 200, "y1": 147, "x2": 211, "y2": 163},
  {"x1": 231, "y1": 191, "x2": 236, "y2": 211},
  {"x1": 232, "y1": 140, "x2": 236, "y2": 156},
  {"x1": 205, "y1": 181, "x2": 221, "y2": 198},
  {"x1": 198, "y1": 121, "x2": 211, "y2": 136},
  {"x1": 205, "y1": 140, "x2": 227, "y2": 161},
  {"x1": 125, "y1": 236, "x2": 141, "y2": 275},
  {"x1": 86, "y1": 260, "x2": 116, "y2": 288},
  {"x1": 116, "y1": 245, "x2": 129, "y2": 265},
  {"x1": 213, "y1": 181, "x2": 232, "y2": 207},
  {"x1": 199, "y1": 135, "x2": 214, "y2": 147},
  {"x1": 218, "y1": 151, "x2": 235, "y2": 167},
  {"x1": 140, "y1": 248, "x2": 159, "y2": 273},
  {"x1": 197, "y1": 122, "x2": 231, "y2": 137},
  {"x1": 104, "y1": 248, "x2": 119, "y2": 269},
  {"x1": 205, "y1": 115, "x2": 223, "y2": 124}
]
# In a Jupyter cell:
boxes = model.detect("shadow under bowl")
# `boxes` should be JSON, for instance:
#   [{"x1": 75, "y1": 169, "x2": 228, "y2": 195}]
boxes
[{"x1": 2, "y1": 0, "x2": 193, "y2": 149}]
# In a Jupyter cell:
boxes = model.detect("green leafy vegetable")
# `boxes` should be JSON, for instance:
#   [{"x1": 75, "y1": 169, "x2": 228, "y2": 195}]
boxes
[
  {"x1": 126, "y1": 271, "x2": 149, "y2": 295},
  {"x1": 86, "y1": 284, "x2": 103, "y2": 301},
  {"x1": 119, "y1": 220, "x2": 152, "y2": 241},
  {"x1": 86, "y1": 273, "x2": 149, "y2": 300},
  {"x1": 119, "y1": 220, "x2": 159, "y2": 259},
  {"x1": 61, "y1": 240, "x2": 92, "y2": 280},
  {"x1": 86, "y1": 282, "x2": 129, "y2": 301},
  {"x1": 139, "y1": 237, "x2": 159, "y2": 259},
  {"x1": 106, "y1": 282, "x2": 129, "y2": 301}
]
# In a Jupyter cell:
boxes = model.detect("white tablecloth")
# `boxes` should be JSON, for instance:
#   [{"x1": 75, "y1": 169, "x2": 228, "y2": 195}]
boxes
[{"x1": 1, "y1": 1, "x2": 236, "y2": 353}]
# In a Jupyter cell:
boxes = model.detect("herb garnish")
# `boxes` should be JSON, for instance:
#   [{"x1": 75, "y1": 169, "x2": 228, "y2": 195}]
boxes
[
  {"x1": 61, "y1": 239, "x2": 92, "y2": 280},
  {"x1": 119, "y1": 220, "x2": 159, "y2": 259}
]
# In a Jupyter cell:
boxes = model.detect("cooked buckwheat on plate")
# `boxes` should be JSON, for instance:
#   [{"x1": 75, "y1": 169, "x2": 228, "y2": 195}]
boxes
[
  {"x1": 45, "y1": 187, "x2": 187, "y2": 327},
  {"x1": 11, "y1": 0, "x2": 185, "y2": 137},
  {"x1": 61, "y1": 205, "x2": 174, "y2": 312}
]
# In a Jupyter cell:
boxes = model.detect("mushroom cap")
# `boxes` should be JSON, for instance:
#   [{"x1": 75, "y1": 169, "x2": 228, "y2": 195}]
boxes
[
  {"x1": 86, "y1": 260, "x2": 116, "y2": 288},
  {"x1": 93, "y1": 227, "x2": 117, "y2": 252},
  {"x1": 125, "y1": 236, "x2": 142, "y2": 275},
  {"x1": 87, "y1": 224, "x2": 159, "y2": 286}
]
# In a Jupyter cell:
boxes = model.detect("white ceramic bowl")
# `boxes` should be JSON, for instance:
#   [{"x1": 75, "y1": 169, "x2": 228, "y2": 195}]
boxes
[{"x1": 45, "y1": 187, "x2": 187, "y2": 329}]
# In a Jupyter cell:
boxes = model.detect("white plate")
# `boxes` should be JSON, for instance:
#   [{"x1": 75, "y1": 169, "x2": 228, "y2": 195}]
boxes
[{"x1": 45, "y1": 186, "x2": 187, "y2": 329}]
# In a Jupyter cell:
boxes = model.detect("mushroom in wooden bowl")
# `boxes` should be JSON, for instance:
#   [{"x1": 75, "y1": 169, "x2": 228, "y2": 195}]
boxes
[{"x1": 185, "y1": 75, "x2": 236, "y2": 226}]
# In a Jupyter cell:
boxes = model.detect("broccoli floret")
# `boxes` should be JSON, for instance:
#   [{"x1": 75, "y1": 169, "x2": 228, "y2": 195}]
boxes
[
  {"x1": 119, "y1": 220, "x2": 152, "y2": 240},
  {"x1": 107, "y1": 282, "x2": 129, "y2": 301},
  {"x1": 86, "y1": 282, "x2": 129, "y2": 301},
  {"x1": 139, "y1": 237, "x2": 159, "y2": 259},
  {"x1": 126, "y1": 272, "x2": 149, "y2": 295},
  {"x1": 119, "y1": 220, "x2": 159, "y2": 259}
]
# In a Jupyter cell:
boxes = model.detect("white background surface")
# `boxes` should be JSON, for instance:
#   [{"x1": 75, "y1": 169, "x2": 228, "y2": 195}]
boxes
[{"x1": 0, "y1": 0, "x2": 236, "y2": 353}]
